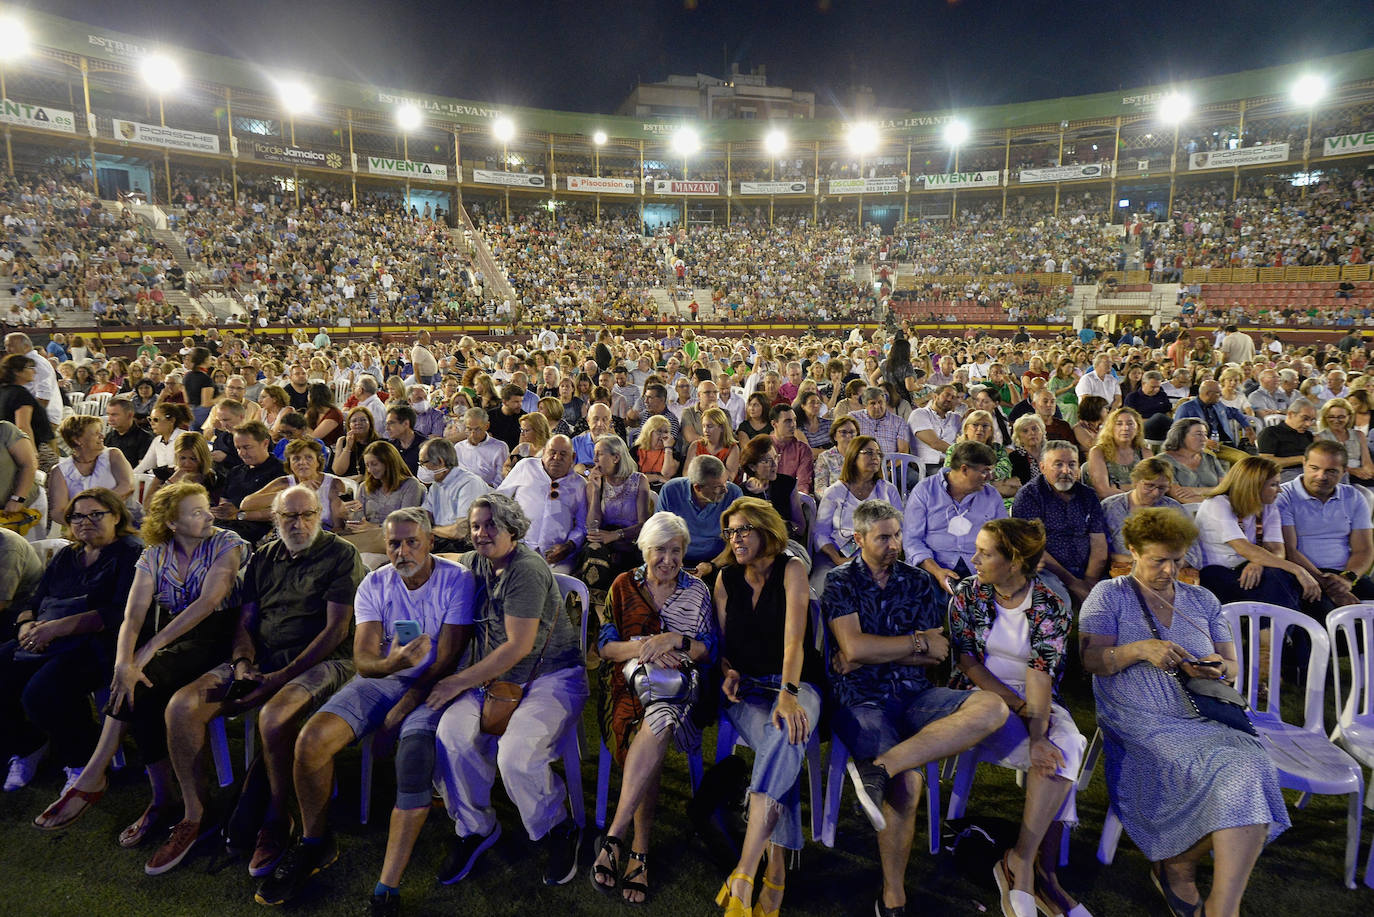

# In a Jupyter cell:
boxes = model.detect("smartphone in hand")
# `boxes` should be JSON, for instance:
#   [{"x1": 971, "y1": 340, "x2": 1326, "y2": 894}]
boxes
[{"x1": 394, "y1": 619, "x2": 421, "y2": 646}]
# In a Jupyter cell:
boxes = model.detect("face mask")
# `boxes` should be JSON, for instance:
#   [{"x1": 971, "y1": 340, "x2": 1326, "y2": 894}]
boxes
[
  {"x1": 412, "y1": 400, "x2": 430, "y2": 414},
  {"x1": 417, "y1": 466, "x2": 436, "y2": 484}
]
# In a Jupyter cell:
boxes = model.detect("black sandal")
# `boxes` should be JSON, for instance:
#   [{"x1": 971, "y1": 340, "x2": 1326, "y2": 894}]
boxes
[
  {"x1": 589, "y1": 833, "x2": 623, "y2": 896},
  {"x1": 621, "y1": 850, "x2": 649, "y2": 906},
  {"x1": 1150, "y1": 862, "x2": 1201, "y2": 917}
]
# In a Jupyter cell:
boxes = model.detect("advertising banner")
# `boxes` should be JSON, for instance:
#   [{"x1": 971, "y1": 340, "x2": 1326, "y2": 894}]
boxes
[
  {"x1": 366, "y1": 156, "x2": 449, "y2": 180},
  {"x1": 471, "y1": 168, "x2": 546, "y2": 187},
  {"x1": 0, "y1": 98, "x2": 76, "y2": 134},
  {"x1": 827, "y1": 177, "x2": 904, "y2": 194},
  {"x1": 919, "y1": 170, "x2": 1001, "y2": 189},
  {"x1": 248, "y1": 140, "x2": 347, "y2": 170},
  {"x1": 566, "y1": 175, "x2": 637, "y2": 193},
  {"x1": 112, "y1": 119, "x2": 219, "y2": 153},
  {"x1": 1019, "y1": 163, "x2": 1112, "y2": 183},
  {"x1": 739, "y1": 180, "x2": 809, "y2": 194},
  {"x1": 1322, "y1": 133, "x2": 1374, "y2": 156},
  {"x1": 1188, "y1": 144, "x2": 1289, "y2": 169},
  {"x1": 653, "y1": 179, "x2": 721, "y2": 195}
]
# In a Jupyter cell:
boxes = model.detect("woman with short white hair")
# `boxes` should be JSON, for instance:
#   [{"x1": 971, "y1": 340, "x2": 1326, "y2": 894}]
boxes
[{"x1": 589, "y1": 512, "x2": 716, "y2": 904}]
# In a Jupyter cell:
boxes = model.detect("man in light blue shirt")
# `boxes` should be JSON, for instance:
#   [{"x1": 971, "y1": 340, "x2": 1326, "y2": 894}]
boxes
[
  {"x1": 419, "y1": 438, "x2": 490, "y2": 552},
  {"x1": 1277, "y1": 440, "x2": 1374, "y2": 616},
  {"x1": 902, "y1": 442, "x2": 1007, "y2": 595},
  {"x1": 656, "y1": 455, "x2": 741, "y2": 576}
]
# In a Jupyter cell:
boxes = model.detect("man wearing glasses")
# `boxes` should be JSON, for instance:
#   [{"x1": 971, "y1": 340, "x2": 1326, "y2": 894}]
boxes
[
  {"x1": 419, "y1": 438, "x2": 490, "y2": 553},
  {"x1": 901, "y1": 442, "x2": 1008, "y2": 595},
  {"x1": 149, "y1": 486, "x2": 365, "y2": 877},
  {"x1": 657, "y1": 455, "x2": 743, "y2": 580},
  {"x1": 494, "y1": 435, "x2": 586, "y2": 573}
]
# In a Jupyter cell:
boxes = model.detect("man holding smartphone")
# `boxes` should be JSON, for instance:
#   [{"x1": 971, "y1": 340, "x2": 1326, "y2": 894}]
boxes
[{"x1": 147, "y1": 486, "x2": 366, "y2": 876}]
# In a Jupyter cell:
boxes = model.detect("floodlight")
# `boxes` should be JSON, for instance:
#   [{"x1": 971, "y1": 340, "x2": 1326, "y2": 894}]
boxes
[
  {"x1": 592, "y1": 130, "x2": 608, "y2": 146},
  {"x1": 140, "y1": 54, "x2": 182, "y2": 93},
  {"x1": 847, "y1": 122, "x2": 879, "y2": 155},
  {"x1": 1291, "y1": 74, "x2": 1327, "y2": 107},
  {"x1": 672, "y1": 127, "x2": 700, "y2": 157},
  {"x1": 276, "y1": 79, "x2": 314, "y2": 115},
  {"x1": 764, "y1": 129, "x2": 788, "y2": 155},
  {"x1": 944, "y1": 119, "x2": 970, "y2": 147},
  {"x1": 1158, "y1": 92, "x2": 1191, "y2": 124},
  {"x1": 493, "y1": 117, "x2": 515, "y2": 143},
  {"x1": 396, "y1": 104, "x2": 422, "y2": 132},
  {"x1": 0, "y1": 17, "x2": 31, "y2": 62}
]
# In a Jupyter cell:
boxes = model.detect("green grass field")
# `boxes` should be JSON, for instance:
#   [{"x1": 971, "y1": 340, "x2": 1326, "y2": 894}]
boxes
[{"x1": 1, "y1": 680, "x2": 1371, "y2": 917}]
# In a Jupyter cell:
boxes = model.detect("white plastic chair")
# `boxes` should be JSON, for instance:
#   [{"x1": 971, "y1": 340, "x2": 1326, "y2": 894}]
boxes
[
  {"x1": 1223, "y1": 601, "x2": 1365, "y2": 889},
  {"x1": 1325, "y1": 603, "x2": 1374, "y2": 887},
  {"x1": 881, "y1": 453, "x2": 923, "y2": 499},
  {"x1": 553, "y1": 572, "x2": 591, "y2": 829},
  {"x1": 29, "y1": 537, "x2": 71, "y2": 565}
]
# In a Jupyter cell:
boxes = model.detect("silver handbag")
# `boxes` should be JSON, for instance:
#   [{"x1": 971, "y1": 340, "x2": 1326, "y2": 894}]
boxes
[{"x1": 622, "y1": 657, "x2": 698, "y2": 706}]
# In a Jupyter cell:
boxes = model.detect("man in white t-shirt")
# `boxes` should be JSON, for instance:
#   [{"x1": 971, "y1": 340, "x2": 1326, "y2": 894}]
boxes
[
  {"x1": 257, "y1": 508, "x2": 475, "y2": 907},
  {"x1": 1074, "y1": 354, "x2": 1122, "y2": 409},
  {"x1": 908, "y1": 385, "x2": 964, "y2": 474}
]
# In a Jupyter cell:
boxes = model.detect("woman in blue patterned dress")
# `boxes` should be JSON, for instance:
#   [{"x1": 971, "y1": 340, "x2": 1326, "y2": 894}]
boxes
[
  {"x1": 950, "y1": 518, "x2": 1090, "y2": 917},
  {"x1": 1079, "y1": 507, "x2": 1288, "y2": 917}
]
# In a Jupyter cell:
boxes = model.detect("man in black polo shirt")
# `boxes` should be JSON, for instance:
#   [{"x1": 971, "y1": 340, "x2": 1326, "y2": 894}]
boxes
[
  {"x1": 104, "y1": 397, "x2": 152, "y2": 466},
  {"x1": 210, "y1": 420, "x2": 285, "y2": 544},
  {"x1": 1259, "y1": 396, "x2": 1317, "y2": 482},
  {"x1": 486, "y1": 384, "x2": 525, "y2": 452},
  {"x1": 1124, "y1": 371, "x2": 1176, "y2": 441},
  {"x1": 385, "y1": 404, "x2": 424, "y2": 474},
  {"x1": 148, "y1": 485, "x2": 365, "y2": 876}
]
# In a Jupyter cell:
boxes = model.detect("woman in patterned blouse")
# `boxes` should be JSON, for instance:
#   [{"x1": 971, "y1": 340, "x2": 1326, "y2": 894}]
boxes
[{"x1": 950, "y1": 517, "x2": 1090, "y2": 917}]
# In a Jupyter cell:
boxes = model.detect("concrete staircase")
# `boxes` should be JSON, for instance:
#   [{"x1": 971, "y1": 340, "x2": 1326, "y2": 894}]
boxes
[
  {"x1": 650, "y1": 288, "x2": 681, "y2": 319},
  {"x1": 452, "y1": 210, "x2": 519, "y2": 317},
  {"x1": 148, "y1": 226, "x2": 208, "y2": 322}
]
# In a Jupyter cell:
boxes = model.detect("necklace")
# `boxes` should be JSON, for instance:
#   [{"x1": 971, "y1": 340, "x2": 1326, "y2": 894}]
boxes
[{"x1": 992, "y1": 578, "x2": 1029, "y2": 603}]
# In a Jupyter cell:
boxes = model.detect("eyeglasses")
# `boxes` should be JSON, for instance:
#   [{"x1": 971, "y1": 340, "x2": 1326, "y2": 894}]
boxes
[
  {"x1": 857, "y1": 448, "x2": 883, "y2": 458},
  {"x1": 276, "y1": 510, "x2": 320, "y2": 523},
  {"x1": 67, "y1": 510, "x2": 110, "y2": 525},
  {"x1": 723, "y1": 524, "x2": 757, "y2": 540}
]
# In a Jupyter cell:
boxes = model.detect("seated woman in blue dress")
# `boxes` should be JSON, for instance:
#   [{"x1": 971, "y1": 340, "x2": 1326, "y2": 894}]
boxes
[{"x1": 1079, "y1": 507, "x2": 1289, "y2": 917}]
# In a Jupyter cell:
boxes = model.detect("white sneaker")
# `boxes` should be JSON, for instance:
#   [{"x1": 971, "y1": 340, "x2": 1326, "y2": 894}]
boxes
[
  {"x1": 61, "y1": 766, "x2": 83, "y2": 795},
  {"x1": 4, "y1": 744, "x2": 47, "y2": 791}
]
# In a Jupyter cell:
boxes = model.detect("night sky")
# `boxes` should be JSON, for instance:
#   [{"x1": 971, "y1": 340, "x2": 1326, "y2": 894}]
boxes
[{"x1": 25, "y1": 0, "x2": 1374, "y2": 115}]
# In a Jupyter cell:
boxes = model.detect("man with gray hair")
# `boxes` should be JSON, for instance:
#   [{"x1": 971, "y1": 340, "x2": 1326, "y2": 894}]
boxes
[
  {"x1": 822, "y1": 499, "x2": 1007, "y2": 916},
  {"x1": 257, "y1": 506, "x2": 475, "y2": 906},
  {"x1": 1248, "y1": 369, "x2": 1291, "y2": 418},
  {"x1": 420, "y1": 438, "x2": 490, "y2": 552},
  {"x1": 354, "y1": 374, "x2": 387, "y2": 430},
  {"x1": 149, "y1": 485, "x2": 365, "y2": 876},
  {"x1": 1258, "y1": 396, "x2": 1317, "y2": 482},
  {"x1": 455, "y1": 406, "x2": 510, "y2": 486},
  {"x1": 657, "y1": 455, "x2": 743, "y2": 577},
  {"x1": 408, "y1": 385, "x2": 447, "y2": 438},
  {"x1": 853, "y1": 386, "x2": 911, "y2": 456},
  {"x1": 1010, "y1": 441, "x2": 1108, "y2": 608},
  {"x1": 494, "y1": 434, "x2": 586, "y2": 571}
]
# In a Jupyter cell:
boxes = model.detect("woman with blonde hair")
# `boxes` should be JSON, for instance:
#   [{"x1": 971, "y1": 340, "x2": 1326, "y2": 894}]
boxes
[
  {"x1": 143, "y1": 431, "x2": 220, "y2": 509},
  {"x1": 946, "y1": 410, "x2": 1019, "y2": 498},
  {"x1": 633, "y1": 415, "x2": 680, "y2": 488},
  {"x1": 693, "y1": 407, "x2": 741, "y2": 482},
  {"x1": 580, "y1": 434, "x2": 652, "y2": 617},
  {"x1": 1085, "y1": 407, "x2": 1148, "y2": 500},
  {"x1": 1315, "y1": 396, "x2": 1374, "y2": 485},
  {"x1": 51, "y1": 414, "x2": 136, "y2": 521},
  {"x1": 505, "y1": 412, "x2": 552, "y2": 476}
]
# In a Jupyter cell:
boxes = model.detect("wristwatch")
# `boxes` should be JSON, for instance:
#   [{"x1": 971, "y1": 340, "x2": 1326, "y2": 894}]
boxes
[
  {"x1": 782, "y1": 682, "x2": 800, "y2": 696},
  {"x1": 6, "y1": 495, "x2": 24, "y2": 504},
  {"x1": 679, "y1": 634, "x2": 691, "y2": 653},
  {"x1": 1341, "y1": 570, "x2": 1359, "y2": 583},
  {"x1": 237, "y1": 511, "x2": 248, "y2": 521}
]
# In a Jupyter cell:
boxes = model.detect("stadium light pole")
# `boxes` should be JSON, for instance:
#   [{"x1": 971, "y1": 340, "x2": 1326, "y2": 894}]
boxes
[
  {"x1": 944, "y1": 120, "x2": 970, "y2": 219},
  {"x1": 140, "y1": 54, "x2": 182, "y2": 205},
  {"x1": 673, "y1": 127, "x2": 700, "y2": 225},
  {"x1": 592, "y1": 130, "x2": 607, "y2": 222},
  {"x1": 764, "y1": 129, "x2": 787, "y2": 226},
  {"x1": 1158, "y1": 92, "x2": 1190, "y2": 214},
  {"x1": 1292, "y1": 74, "x2": 1326, "y2": 198},
  {"x1": 493, "y1": 117, "x2": 515, "y2": 220},
  {"x1": 276, "y1": 79, "x2": 313, "y2": 146},
  {"x1": 396, "y1": 105, "x2": 422, "y2": 212},
  {"x1": 0, "y1": 15, "x2": 34, "y2": 176},
  {"x1": 848, "y1": 122, "x2": 879, "y2": 226}
]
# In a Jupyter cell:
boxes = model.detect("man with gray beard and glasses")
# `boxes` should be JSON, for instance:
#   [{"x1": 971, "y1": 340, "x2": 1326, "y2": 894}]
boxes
[{"x1": 1009, "y1": 441, "x2": 1109, "y2": 609}]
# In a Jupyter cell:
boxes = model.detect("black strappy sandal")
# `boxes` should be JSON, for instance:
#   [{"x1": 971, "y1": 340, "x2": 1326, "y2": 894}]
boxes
[
  {"x1": 621, "y1": 849, "x2": 650, "y2": 906},
  {"x1": 1150, "y1": 862, "x2": 1202, "y2": 917},
  {"x1": 589, "y1": 833, "x2": 623, "y2": 897}
]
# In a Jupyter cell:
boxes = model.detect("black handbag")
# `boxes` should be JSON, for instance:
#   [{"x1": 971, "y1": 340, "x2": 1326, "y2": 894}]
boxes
[{"x1": 1126, "y1": 578, "x2": 1258, "y2": 737}]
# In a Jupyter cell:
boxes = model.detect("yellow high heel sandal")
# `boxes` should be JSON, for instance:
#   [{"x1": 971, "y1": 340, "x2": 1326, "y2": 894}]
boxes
[
  {"x1": 755, "y1": 875, "x2": 785, "y2": 917},
  {"x1": 715, "y1": 872, "x2": 755, "y2": 917}
]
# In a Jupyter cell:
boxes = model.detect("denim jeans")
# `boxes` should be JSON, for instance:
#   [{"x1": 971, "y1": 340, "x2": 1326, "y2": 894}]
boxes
[{"x1": 722, "y1": 675, "x2": 822, "y2": 851}]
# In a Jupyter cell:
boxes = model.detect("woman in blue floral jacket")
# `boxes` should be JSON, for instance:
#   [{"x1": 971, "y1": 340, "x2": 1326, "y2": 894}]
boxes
[{"x1": 949, "y1": 518, "x2": 1091, "y2": 917}]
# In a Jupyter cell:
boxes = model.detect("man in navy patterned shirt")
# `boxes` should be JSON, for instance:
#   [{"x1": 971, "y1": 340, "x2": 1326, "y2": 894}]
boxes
[{"x1": 822, "y1": 500, "x2": 1008, "y2": 917}]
